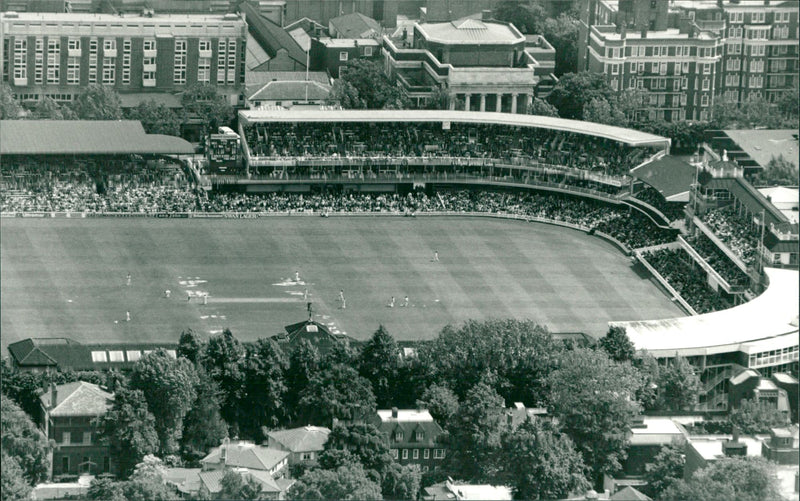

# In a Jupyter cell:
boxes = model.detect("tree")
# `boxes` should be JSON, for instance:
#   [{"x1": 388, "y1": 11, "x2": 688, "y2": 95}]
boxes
[
  {"x1": 1, "y1": 452, "x2": 33, "y2": 501},
  {"x1": 33, "y1": 97, "x2": 76, "y2": 120},
  {"x1": 416, "y1": 384, "x2": 460, "y2": 430},
  {"x1": 87, "y1": 477, "x2": 127, "y2": 501},
  {"x1": 662, "y1": 456, "x2": 783, "y2": 501},
  {"x1": 421, "y1": 86, "x2": 452, "y2": 110},
  {"x1": 381, "y1": 463, "x2": 422, "y2": 500},
  {"x1": 583, "y1": 97, "x2": 627, "y2": 126},
  {"x1": 0, "y1": 83, "x2": 22, "y2": 119},
  {"x1": 288, "y1": 463, "x2": 383, "y2": 500},
  {"x1": 330, "y1": 59, "x2": 409, "y2": 110},
  {"x1": 325, "y1": 423, "x2": 393, "y2": 482},
  {"x1": 541, "y1": 13, "x2": 580, "y2": 76},
  {"x1": 751, "y1": 154, "x2": 799, "y2": 187},
  {"x1": 177, "y1": 328, "x2": 204, "y2": 365},
  {"x1": 1, "y1": 395, "x2": 51, "y2": 485},
  {"x1": 130, "y1": 350, "x2": 198, "y2": 454},
  {"x1": 494, "y1": 1, "x2": 546, "y2": 34},
  {"x1": 200, "y1": 329, "x2": 246, "y2": 433},
  {"x1": 547, "y1": 349, "x2": 642, "y2": 484},
  {"x1": 70, "y1": 84, "x2": 122, "y2": 120},
  {"x1": 633, "y1": 352, "x2": 660, "y2": 411},
  {"x1": 445, "y1": 379, "x2": 507, "y2": 481},
  {"x1": 527, "y1": 97, "x2": 559, "y2": 117},
  {"x1": 297, "y1": 364, "x2": 377, "y2": 426},
  {"x1": 318, "y1": 448, "x2": 360, "y2": 470},
  {"x1": 644, "y1": 443, "x2": 684, "y2": 499},
  {"x1": 218, "y1": 469, "x2": 263, "y2": 500},
  {"x1": 286, "y1": 340, "x2": 322, "y2": 422},
  {"x1": 599, "y1": 326, "x2": 635, "y2": 363},
  {"x1": 322, "y1": 339, "x2": 359, "y2": 369},
  {"x1": 129, "y1": 455, "x2": 166, "y2": 484},
  {"x1": 125, "y1": 99, "x2": 181, "y2": 136},
  {"x1": 122, "y1": 477, "x2": 177, "y2": 501},
  {"x1": 657, "y1": 356, "x2": 701, "y2": 412},
  {"x1": 547, "y1": 71, "x2": 615, "y2": 120},
  {"x1": 359, "y1": 326, "x2": 402, "y2": 408},
  {"x1": 239, "y1": 338, "x2": 288, "y2": 440},
  {"x1": 729, "y1": 398, "x2": 790, "y2": 435},
  {"x1": 500, "y1": 419, "x2": 590, "y2": 500},
  {"x1": 181, "y1": 369, "x2": 228, "y2": 462},
  {"x1": 181, "y1": 83, "x2": 234, "y2": 132},
  {"x1": 98, "y1": 387, "x2": 159, "y2": 478},
  {"x1": 614, "y1": 88, "x2": 649, "y2": 123}
]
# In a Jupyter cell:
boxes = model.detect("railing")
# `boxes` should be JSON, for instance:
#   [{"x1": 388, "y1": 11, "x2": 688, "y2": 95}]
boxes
[
  {"x1": 692, "y1": 216, "x2": 752, "y2": 273},
  {"x1": 634, "y1": 251, "x2": 699, "y2": 316},
  {"x1": 678, "y1": 235, "x2": 745, "y2": 295}
]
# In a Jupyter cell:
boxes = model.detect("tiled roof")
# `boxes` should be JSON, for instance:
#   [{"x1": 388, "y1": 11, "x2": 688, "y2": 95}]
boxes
[
  {"x1": 8, "y1": 337, "x2": 179, "y2": 371},
  {"x1": 202, "y1": 442, "x2": 289, "y2": 471},
  {"x1": 40, "y1": 381, "x2": 114, "y2": 417},
  {"x1": 198, "y1": 468, "x2": 285, "y2": 494},
  {"x1": 267, "y1": 426, "x2": 330, "y2": 452},
  {"x1": 241, "y1": 2, "x2": 307, "y2": 66},
  {"x1": 329, "y1": 12, "x2": 381, "y2": 39},
  {"x1": 611, "y1": 486, "x2": 652, "y2": 501},
  {"x1": 248, "y1": 81, "x2": 331, "y2": 102}
]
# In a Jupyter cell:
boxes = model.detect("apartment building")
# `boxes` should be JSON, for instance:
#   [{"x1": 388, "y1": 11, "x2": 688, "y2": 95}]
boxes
[{"x1": 0, "y1": 11, "x2": 247, "y2": 106}]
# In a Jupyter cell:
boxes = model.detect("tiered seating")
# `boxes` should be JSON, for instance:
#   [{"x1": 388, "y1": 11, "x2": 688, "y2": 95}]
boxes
[
  {"x1": 643, "y1": 248, "x2": 732, "y2": 313},
  {"x1": 632, "y1": 185, "x2": 686, "y2": 221},
  {"x1": 700, "y1": 207, "x2": 761, "y2": 266},
  {"x1": 686, "y1": 233, "x2": 751, "y2": 288}
]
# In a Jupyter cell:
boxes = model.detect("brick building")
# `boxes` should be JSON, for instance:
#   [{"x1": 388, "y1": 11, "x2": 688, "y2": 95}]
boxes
[
  {"x1": 370, "y1": 408, "x2": 446, "y2": 472},
  {"x1": 0, "y1": 11, "x2": 247, "y2": 107}
]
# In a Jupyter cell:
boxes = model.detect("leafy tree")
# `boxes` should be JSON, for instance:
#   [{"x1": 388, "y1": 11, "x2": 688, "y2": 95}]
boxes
[
  {"x1": 177, "y1": 328, "x2": 204, "y2": 365},
  {"x1": 359, "y1": 326, "x2": 402, "y2": 408},
  {"x1": 130, "y1": 349, "x2": 198, "y2": 454},
  {"x1": 125, "y1": 99, "x2": 181, "y2": 136},
  {"x1": 318, "y1": 448, "x2": 360, "y2": 470},
  {"x1": 325, "y1": 423, "x2": 393, "y2": 482},
  {"x1": 1, "y1": 362, "x2": 50, "y2": 423},
  {"x1": 0, "y1": 83, "x2": 22, "y2": 119},
  {"x1": 381, "y1": 463, "x2": 422, "y2": 500},
  {"x1": 181, "y1": 83, "x2": 234, "y2": 132},
  {"x1": 542, "y1": 13, "x2": 580, "y2": 76},
  {"x1": 322, "y1": 339, "x2": 359, "y2": 369},
  {"x1": 70, "y1": 84, "x2": 122, "y2": 120},
  {"x1": 288, "y1": 463, "x2": 383, "y2": 500},
  {"x1": 218, "y1": 469, "x2": 263, "y2": 500},
  {"x1": 445, "y1": 379, "x2": 506, "y2": 481},
  {"x1": 633, "y1": 352, "x2": 660, "y2": 411},
  {"x1": 129, "y1": 454, "x2": 166, "y2": 483},
  {"x1": 33, "y1": 97, "x2": 76, "y2": 120},
  {"x1": 527, "y1": 97, "x2": 559, "y2": 117},
  {"x1": 751, "y1": 154, "x2": 799, "y2": 187},
  {"x1": 615, "y1": 88, "x2": 649, "y2": 123},
  {"x1": 500, "y1": 418, "x2": 590, "y2": 500},
  {"x1": 200, "y1": 329, "x2": 246, "y2": 433},
  {"x1": 181, "y1": 369, "x2": 228, "y2": 462},
  {"x1": 240, "y1": 338, "x2": 288, "y2": 440},
  {"x1": 644, "y1": 443, "x2": 684, "y2": 499},
  {"x1": 87, "y1": 477, "x2": 127, "y2": 501},
  {"x1": 122, "y1": 477, "x2": 178, "y2": 501},
  {"x1": 422, "y1": 86, "x2": 452, "y2": 110},
  {"x1": 1, "y1": 395, "x2": 51, "y2": 485},
  {"x1": 547, "y1": 349, "x2": 642, "y2": 484},
  {"x1": 330, "y1": 59, "x2": 409, "y2": 110},
  {"x1": 662, "y1": 456, "x2": 783, "y2": 501},
  {"x1": 657, "y1": 356, "x2": 701, "y2": 412},
  {"x1": 286, "y1": 340, "x2": 322, "y2": 421},
  {"x1": 494, "y1": 1, "x2": 546, "y2": 34},
  {"x1": 297, "y1": 364, "x2": 377, "y2": 426},
  {"x1": 583, "y1": 97, "x2": 627, "y2": 127},
  {"x1": 547, "y1": 71, "x2": 615, "y2": 119},
  {"x1": 98, "y1": 387, "x2": 159, "y2": 478},
  {"x1": 416, "y1": 383, "x2": 460, "y2": 430},
  {"x1": 775, "y1": 89, "x2": 799, "y2": 126},
  {"x1": 729, "y1": 398, "x2": 790, "y2": 435},
  {"x1": 599, "y1": 326, "x2": 635, "y2": 363},
  {"x1": 1, "y1": 452, "x2": 33, "y2": 501}
]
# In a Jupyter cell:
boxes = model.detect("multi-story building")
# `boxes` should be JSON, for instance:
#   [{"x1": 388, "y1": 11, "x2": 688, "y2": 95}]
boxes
[
  {"x1": 382, "y1": 15, "x2": 555, "y2": 111},
  {"x1": 370, "y1": 408, "x2": 446, "y2": 472},
  {"x1": 579, "y1": 0, "x2": 723, "y2": 122},
  {"x1": 39, "y1": 381, "x2": 115, "y2": 478},
  {"x1": 0, "y1": 11, "x2": 247, "y2": 106}
]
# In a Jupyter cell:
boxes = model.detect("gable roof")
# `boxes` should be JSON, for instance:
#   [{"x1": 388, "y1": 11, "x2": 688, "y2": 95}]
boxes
[
  {"x1": 329, "y1": 12, "x2": 381, "y2": 39},
  {"x1": 199, "y1": 468, "x2": 289, "y2": 494},
  {"x1": 271, "y1": 318, "x2": 354, "y2": 355},
  {"x1": 248, "y1": 80, "x2": 331, "y2": 103},
  {"x1": 373, "y1": 409, "x2": 444, "y2": 448},
  {"x1": 611, "y1": 486, "x2": 652, "y2": 501},
  {"x1": 201, "y1": 442, "x2": 289, "y2": 471},
  {"x1": 8, "y1": 337, "x2": 179, "y2": 371},
  {"x1": 40, "y1": 381, "x2": 114, "y2": 417},
  {"x1": 240, "y1": 2, "x2": 307, "y2": 67},
  {"x1": 267, "y1": 426, "x2": 331, "y2": 452},
  {"x1": 631, "y1": 155, "x2": 696, "y2": 201}
]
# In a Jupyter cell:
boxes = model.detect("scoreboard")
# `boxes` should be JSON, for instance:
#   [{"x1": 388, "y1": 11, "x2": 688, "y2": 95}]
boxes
[{"x1": 206, "y1": 127, "x2": 241, "y2": 174}]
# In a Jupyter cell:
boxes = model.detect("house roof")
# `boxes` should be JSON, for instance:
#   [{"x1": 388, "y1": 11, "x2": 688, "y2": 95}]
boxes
[
  {"x1": 267, "y1": 426, "x2": 330, "y2": 453},
  {"x1": 248, "y1": 81, "x2": 331, "y2": 103},
  {"x1": 40, "y1": 381, "x2": 114, "y2": 417},
  {"x1": 7, "y1": 337, "x2": 178, "y2": 371},
  {"x1": 416, "y1": 19, "x2": 525, "y2": 45},
  {"x1": 198, "y1": 468, "x2": 289, "y2": 494},
  {"x1": 241, "y1": 2, "x2": 307, "y2": 67},
  {"x1": 374, "y1": 409, "x2": 444, "y2": 448},
  {"x1": 246, "y1": 71, "x2": 329, "y2": 87},
  {"x1": 611, "y1": 486, "x2": 652, "y2": 501},
  {"x1": 201, "y1": 442, "x2": 289, "y2": 471},
  {"x1": 271, "y1": 318, "x2": 354, "y2": 355},
  {"x1": 329, "y1": 12, "x2": 381, "y2": 39},
  {"x1": 632, "y1": 155, "x2": 696, "y2": 200},
  {"x1": 773, "y1": 373, "x2": 798, "y2": 385},
  {"x1": 163, "y1": 467, "x2": 202, "y2": 494},
  {"x1": 246, "y1": 33, "x2": 272, "y2": 71},
  {"x1": 0, "y1": 120, "x2": 194, "y2": 155},
  {"x1": 723, "y1": 129, "x2": 799, "y2": 170}
]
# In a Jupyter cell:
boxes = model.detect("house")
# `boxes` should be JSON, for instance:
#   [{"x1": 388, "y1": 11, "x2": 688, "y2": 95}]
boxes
[
  {"x1": 761, "y1": 426, "x2": 799, "y2": 465},
  {"x1": 624, "y1": 417, "x2": 687, "y2": 475},
  {"x1": 198, "y1": 468, "x2": 294, "y2": 500},
  {"x1": 502, "y1": 402, "x2": 548, "y2": 429},
  {"x1": 310, "y1": 37, "x2": 382, "y2": 78},
  {"x1": 370, "y1": 408, "x2": 445, "y2": 472},
  {"x1": 267, "y1": 426, "x2": 331, "y2": 465},
  {"x1": 39, "y1": 382, "x2": 114, "y2": 478},
  {"x1": 246, "y1": 79, "x2": 332, "y2": 110},
  {"x1": 422, "y1": 477, "x2": 512, "y2": 500},
  {"x1": 201, "y1": 439, "x2": 289, "y2": 479},
  {"x1": 328, "y1": 12, "x2": 381, "y2": 39},
  {"x1": 610, "y1": 486, "x2": 652, "y2": 501}
]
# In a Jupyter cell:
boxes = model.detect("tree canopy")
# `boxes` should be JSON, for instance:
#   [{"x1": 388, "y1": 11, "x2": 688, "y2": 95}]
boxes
[
  {"x1": 125, "y1": 99, "x2": 181, "y2": 136},
  {"x1": 1, "y1": 394, "x2": 51, "y2": 485},
  {"x1": 70, "y1": 84, "x2": 123, "y2": 120},
  {"x1": 328, "y1": 59, "x2": 409, "y2": 110},
  {"x1": 547, "y1": 71, "x2": 615, "y2": 120},
  {"x1": 662, "y1": 456, "x2": 783, "y2": 501},
  {"x1": 325, "y1": 423, "x2": 393, "y2": 482},
  {"x1": 416, "y1": 383, "x2": 460, "y2": 431},
  {"x1": 657, "y1": 357, "x2": 701, "y2": 412},
  {"x1": 0, "y1": 83, "x2": 22, "y2": 119},
  {"x1": 181, "y1": 369, "x2": 228, "y2": 461},
  {"x1": 297, "y1": 364, "x2": 377, "y2": 426},
  {"x1": 288, "y1": 463, "x2": 383, "y2": 500},
  {"x1": 98, "y1": 387, "x2": 159, "y2": 478},
  {"x1": 1, "y1": 452, "x2": 33, "y2": 501},
  {"x1": 728, "y1": 398, "x2": 790, "y2": 435},
  {"x1": 644, "y1": 443, "x2": 684, "y2": 499},
  {"x1": 359, "y1": 326, "x2": 402, "y2": 408},
  {"x1": 181, "y1": 83, "x2": 234, "y2": 132},
  {"x1": 599, "y1": 326, "x2": 635, "y2": 363},
  {"x1": 240, "y1": 338, "x2": 288, "y2": 440}
]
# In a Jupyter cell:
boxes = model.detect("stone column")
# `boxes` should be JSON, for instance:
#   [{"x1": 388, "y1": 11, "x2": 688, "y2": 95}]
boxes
[
  {"x1": 511, "y1": 93, "x2": 518, "y2": 114},
  {"x1": 495, "y1": 94, "x2": 503, "y2": 112},
  {"x1": 479, "y1": 93, "x2": 486, "y2": 112},
  {"x1": 464, "y1": 93, "x2": 471, "y2": 111}
]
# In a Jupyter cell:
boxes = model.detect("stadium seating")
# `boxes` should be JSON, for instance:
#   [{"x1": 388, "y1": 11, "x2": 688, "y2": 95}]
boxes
[
  {"x1": 686, "y1": 233, "x2": 751, "y2": 288},
  {"x1": 632, "y1": 185, "x2": 686, "y2": 221},
  {"x1": 643, "y1": 248, "x2": 732, "y2": 313},
  {"x1": 700, "y1": 207, "x2": 761, "y2": 266}
]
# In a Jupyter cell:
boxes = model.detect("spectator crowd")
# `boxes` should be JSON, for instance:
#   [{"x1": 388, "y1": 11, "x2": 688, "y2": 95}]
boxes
[
  {"x1": 700, "y1": 207, "x2": 761, "y2": 267},
  {"x1": 643, "y1": 248, "x2": 732, "y2": 313},
  {"x1": 686, "y1": 233, "x2": 751, "y2": 288}
]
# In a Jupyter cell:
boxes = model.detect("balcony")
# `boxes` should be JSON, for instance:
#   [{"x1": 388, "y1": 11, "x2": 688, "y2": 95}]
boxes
[
  {"x1": 13, "y1": 76, "x2": 27, "y2": 86},
  {"x1": 142, "y1": 78, "x2": 156, "y2": 87},
  {"x1": 143, "y1": 49, "x2": 157, "y2": 58},
  {"x1": 199, "y1": 48, "x2": 212, "y2": 58},
  {"x1": 143, "y1": 63, "x2": 156, "y2": 72},
  {"x1": 68, "y1": 48, "x2": 81, "y2": 57},
  {"x1": 104, "y1": 49, "x2": 117, "y2": 57}
]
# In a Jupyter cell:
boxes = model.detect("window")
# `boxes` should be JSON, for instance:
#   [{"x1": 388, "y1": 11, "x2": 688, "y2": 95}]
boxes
[
  {"x1": 415, "y1": 431, "x2": 424, "y2": 442},
  {"x1": 630, "y1": 62, "x2": 637, "y2": 73},
  {"x1": 681, "y1": 76, "x2": 688, "y2": 89},
  {"x1": 339, "y1": 51, "x2": 349, "y2": 61},
  {"x1": 729, "y1": 11, "x2": 743, "y2": 23},
  {"x1": 199, "y1": 39, "x2": 211, "y2": 52},
  {"x1": 727, "y1": 58, "x2": 740, "y2": 71},
  {"x1": 88, "y1": 39, "x2": 97, "y2": 83},
  {"x1": 227, "y1": 40, "x2": 236, "y2": 85},
  {"x1": 673, "y1": 79, "x2": 680, "y2": 91},
  {"x1": 391, "y1": 449, "x2": 398, "y2": 459},
  {"x1": 659, "y1": 62, "x2": 667, "y2": 75},
  {"x1": 402, "y1": 449, "x2": 408, "y2": 459},
  {"x1": 636, "y1": 79, "x2": 644, "y2": 89},
  {"x1": 611, "y1": 78, "x2": 618, "y2": 91},
  {"x1": 62, "y1": 457, "x2": 69, "y2": 473},
  {"x1": 68, "y1": 37, "x2": 80, "y2": 51},
  {"x1": 702, "y1": 78, "x2": 710, "y2": 90},
  {"x1": 103, "y1": 39, "x2": 116, "y2": 51},
  {"x1": 198, "y1": 55, "x2": 211, "y2": 83},
  {"x1": 701, "y1": 94, "x2": 709, "y2": 106},
  {"x1": 174, "y1": 39, "x2": 187, "y2": 84},
  {"x1": 651, "y1": 62, "x2": 659, "y2": 73},
  {"x1": 775, "y1": 11, "x2": 790, "y2": 22},
  {"x1": 424, "y1": 449, "x2": 430, "y2": 459},
  {"x1": 703, "y1": 63, "x2": 711, "y2": 74},
  {"x1": 434, "y1": 449, "x2": 445, "y2": 459},
  {"x1": 638, "y1": 62, "x2": 645, "y2": 73},
  {"x1": 611, "y1": 63, "x2": 619, "y2": 75},
  {"x1": 13, "y1": 38, "x2": 27, "y2": 82},
  {"x1": 108, "y1": 350, "x2": 124, "y2": 362},
  {"x1": 364, "y1": 46, "x2": 373, "y2": 57},
  {"x1": 143, "y1": 39, "x2": 156, "y2": 51},
  {"x1": 47, "y1": 38, "x2": 60, "y2": 84},
  {"x1": 126, "y1": 350, "x2": 140, "y2": 362},
  {"x1": 675, "y1": 63, "x2": 681, "y2": 75},
  {"x1": 751, "y1": 11, "x2": 764, "y2": 23},
  {"x1": 122, "y1": 39, "x2": 131, "y2": 84},
  {"x1": 653, "y1": 46, "x2": 661, "y2": 57},
  {"x1": 102, "y1": 56, "x2": 115, "y2": 84},
  {"x1": 83, "y1": 432, "x2": 91, "y2": 445},
  {"x1": 63, "y1": 431, "x2": 71, "y2": 445},
  {"x1": 413, "y1": 449, "x2": 419, "y2": 459},
  {"x1": 217, "y1": 39, "x2": 227, "y2": 84},
  {"x1": 67, "y1": 56, "x2": 80, "y2": 85},
  {"x1": 395, "y1": 431, "x2": 403, "y2": 442}
]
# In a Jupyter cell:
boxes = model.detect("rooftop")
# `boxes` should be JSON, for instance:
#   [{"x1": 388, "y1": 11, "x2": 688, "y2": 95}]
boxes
[
  {"x1": 40, "y1": 381, "x2": 113, "y2": 417},
  {"x1": 632, "y1": 155, "x2": 696, "y2": 201},
  {"x1": 772, "y1": 373, "x2": 798, "y2": 384},
  {"x1": 424, "y1": 480, "x2": 513, "y2": 500},
  {"x1": 610, "y1": 486, "x2": 652, "y2": 501},
  {"x1": 317, "y1": 37, "x2": 382, "y2": 47},
  {"x1": 329, "y1": 12, "x2": 381, "y2": 39},
  {"x1": 416, "y1": 19, "x2": 525, "y2": 45},
  {"x1": 629, "y1": 417, "x2": 686, "y2": 442},
  {"x1": 594, "y1": 26, "x2": 718, "y2": 41},
  {"x1": 730, "y1": 369, "x2": 760, "y2": 386},
  {"x1": 687, "y1": 435, "x2": 764, "y2": 461},
  {"x1": 377, "y1": 409, "x2": 434, "y2": 422},
  {"x1": 723, "y1": 129, "x2": 799, "y2": 170},
  {"x1": 202, "y1": 441, "x2": 289, "y2": 471},
  {"x1": 267, "y1": 426, "x2": 331, "y2": 452},
  {"x1": 247, "y1": 80, "x2": 331, "y2": 103},
  {"x1": 0, "y1": 11, "x2": 244, "y2": 23}
]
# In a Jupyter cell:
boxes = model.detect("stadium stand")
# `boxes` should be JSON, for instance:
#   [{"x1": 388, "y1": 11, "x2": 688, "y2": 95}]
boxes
[{"x1": 699, "y1": 207, "x2": 761, "y2": 267}]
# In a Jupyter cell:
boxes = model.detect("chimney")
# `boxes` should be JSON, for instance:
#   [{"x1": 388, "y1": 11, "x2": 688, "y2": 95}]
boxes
[
  {"x1": 732, "y1": 425, "x2": 739, "y2": 443},
  {"x1": 723, "y1": 427, "x2": 747, "y2": 457},
  {"x1": 391, "y1": 407, "x2": 398, "y2": 418},
  {"x1": 641, "y1": 27, "x2": 648, "y2": 38},
  {"x1": 506, "y1": 412, "x2": 514, "y2": 427},
  {"x1": 49, "y1": 383, "x2": 58, "y2": 410},
  {"x1": 221, "y1": 437, "x2": 230, "y2": 464},
  {"x1": 481, "y1": 9, "x2": 492, "y2": 21}
]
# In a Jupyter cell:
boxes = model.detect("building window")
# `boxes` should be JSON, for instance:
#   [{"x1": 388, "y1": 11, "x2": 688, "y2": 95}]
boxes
[
  {"x1": 83, "y1": 432, "x2": 91, "y2": 445},
  {"x1": 702, "y1": 78, "x2": 710, "y2": 90},
  {"x1": 68, "y1": 37, "x2": 80, "y2": 51},
  {"x1": 67, "y1": 56, "x2": 80, "y2": 85},
  {"x1": 143, "y1": 39, "x2": 156, "y2": 51},
  {"x1": 415, "y1": 431, "x2": 424, "y2": 442},
  {"x1": 730, "y1": 11, "x2": 743, "y2": 23},
  {"x1": 611, "y1": 63, "x2": 619, "y2": 75},
  {"x1": 413, "y1": 449, "x2": 419, "y2": 459},
  {"x1": 217, "y1": 39, "x2": 227, "y2": 84},
  {"x1": 122, "y1": 39, "x2": 131, "y2": 84},
  {"x1": 199, "y1": 39, "x2": 211, "y2": 52},
  {"x1": 751, "y1": 11, "x2": 765, "y2": 23},
  {"x1": 226, "y1": 40, "x2": 236, "y2": 85},
  {"x1": 88, "y1": 39, "x2": 98, "y2": 83},
  {"x1": 47, "y1": 39, "x2": 60, "y2": 84},
  {"x1": 13, "y1": 38, "x2": 27, "y2": 82},
  {"x1": 174, "y1": 39, "x2": 187, "y2": 85},
  {"x1": 62, "y1": 457, "x2": 69, "y2": 473},
  {"x1": 198, "y1": 56, "x2": 211, "y2": 83},
  {"x1": 638, "y1": 62, "x2": 645, "y2": 73},
  {"x1": 101, "y1": 56, "x2": 116, "y2": 84},
  {"x1": 611, "y1": 78, "x2": 618, "y2": 91},
  {"x1": 402, "y1": 449, "x2": 408, "y2": 459},
  {"x1": 339, "y1": 51, "x2": 349, "y2": 61},
  {"x1": 659, "y1": 62, "x2": 667, "y2": 75},
  {"x1": 395, "y1": 431, "x2": 403, "y2": 442},
  {"x1": 630, "y1": 62, "x2": 637, "y2": 73},
  {"x1": 34, "y1": 38, "x2": 44, "y2": 85},
  {"x1": 651, "y1": 62, "x2": 659, "y2": 73},
  {"x1": 701, "y1": 94, "x2": 709, "y2": 106},
  {"x1": 364, "y1": 46, "x2": 373, "y2": 57},
  {"x1": 434, "y1": 449, "x2": 445, "y2": 459},
  {"x1": 62, "y1": 431, "x2": 71, "y2": 445},
  {"x1": 424, "y1": 449, "x2": 430, "y2": 459},
  {"x1": 103, "y1": 39, "x2": 116, "y2": 52}
]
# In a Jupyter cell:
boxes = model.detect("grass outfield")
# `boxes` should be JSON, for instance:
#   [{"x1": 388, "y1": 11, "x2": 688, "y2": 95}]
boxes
[{"x1": 0, "y1": 216, "x2": 684, "y2": 351}]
